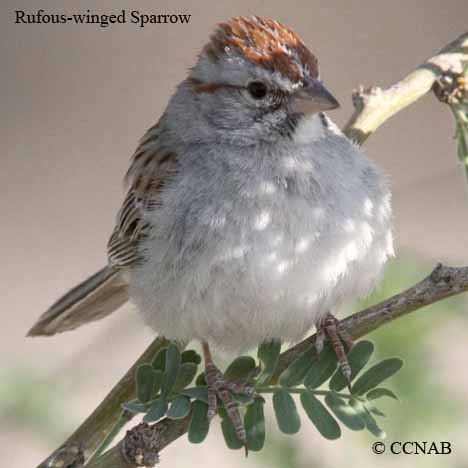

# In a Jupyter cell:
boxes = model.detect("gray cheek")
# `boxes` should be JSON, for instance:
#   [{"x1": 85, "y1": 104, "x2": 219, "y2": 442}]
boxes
[
  {"x1": 168, "y1": 83, "x2": 290, "y2": 146},
  {"x1": 211, "y1": 94, "x2": 258, "y2": 129}
]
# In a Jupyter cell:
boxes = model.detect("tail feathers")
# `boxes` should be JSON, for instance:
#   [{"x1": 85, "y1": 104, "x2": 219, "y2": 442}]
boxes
[{"x1": 28, "y1": 265, "x2": 129, "y2": 337}]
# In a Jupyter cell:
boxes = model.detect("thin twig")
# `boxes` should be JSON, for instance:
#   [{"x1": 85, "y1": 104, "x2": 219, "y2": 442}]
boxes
[
  {"x1": 36, "y1": 337, "x2": 169, "y2": 468},
  {"x1": 87, "y1": 418, "x2": 191, "y2": 468},
  {"x1": 343, "y1": 30, "x2": 468, "y2": 144},
  {"x1": 276, "y1": 263, "x2": 468, "y2": 374}
]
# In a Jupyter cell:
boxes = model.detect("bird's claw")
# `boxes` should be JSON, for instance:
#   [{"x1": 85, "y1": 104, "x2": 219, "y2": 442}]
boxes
[
  {"x1": 316, "y1": 312, "x2": 354, "y2": 387},
  {"x1": 204, "y1": 360, "x2": 249, "y2": 450}
]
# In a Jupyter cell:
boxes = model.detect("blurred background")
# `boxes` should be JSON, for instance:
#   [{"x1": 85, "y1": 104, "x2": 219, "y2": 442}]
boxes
[{"x1": 2, "y1": 0, "x2": 468, "y2": 467}]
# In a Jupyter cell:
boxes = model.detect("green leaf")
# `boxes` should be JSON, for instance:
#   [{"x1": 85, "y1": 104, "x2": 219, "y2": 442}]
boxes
[
  {"x1": 196, "y1": 372, "x2": 206, "y2": 387},
  {"x1": 181, "y1": 350, "x2": 202, "y2": 365},
  {"x1": 350, "y1": 399, "x2": 386, "y2": 439},
  {"x1": 352, "y1": 358, "x2": 403, "y2": 395},
  {"x1": 300, "y1": 392, "x2": 341, "y2": 440},
  {"x1": 231, "y1": 391, "x2": 255, "y2": 406},
  {"x1": 367, "y1": 388, "x2": 399, "y2": 401},
  {"x1": 364, "y1": 412, "x2": 386, "y2": 438},
  {"x1": 245, "y1": 399, "x2": 266, "y2": 451},
  {"x1": 273, "y1": 389, "x2": 301, "y2": 434},
  {"x1": 304, "y1": 346, "x2": 338, "y2": 389},
  {"x1": 167, "y1": 396, "x2": 191, "y2": 419},
  {"x1": 181, "y1": 386, "x2": 209, "y2": 403},
  {"x1": 279, "y1": 348, "x2": 314, "y2": 387},
  {"x1": 224, "y1": 356, "x2": 257, "y2": 381},
  {"x1": 173, "y1": 363, "x2": 198, "y2": 393},
  {"x1": 151, "y1": 347, "x2": 167, "y2": 371},
  {"x1": 366, "y1": 400, "x2": 386, "y2": 417},
  {"x1": 329, "y1": 341, "x2": 374, "y2": 391},
  {"x1": 143, "y1": 398, "x2": 168, "y2": 422},
  {"x1": 324, "y1": 393, "x2": 365, "y2": 431},
  {"x1": 151, "y1": 370, "x2": 163, "y2": 398},
  {"x1": 257, "y1": 340, "x2": 281, "y2": 384},
  {"x1": 188, "y1": 400, "x2": 210, "y2": 443},
  {"x1": 161, "y1": 343, "x2": 181, "y2": 397},
  {"x1": 220, "y1": 409, "x2": 244, "y2": 450},
  {"x1": 136, "y1": 364, "x2": 156, "y2": 403},
  {"x1": 122, "y1": 399, "x2": 147, "y2": 414}
]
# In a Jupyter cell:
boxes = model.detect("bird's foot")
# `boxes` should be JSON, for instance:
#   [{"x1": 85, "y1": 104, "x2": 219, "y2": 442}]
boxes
[
  {"x1": 202, "y1": 342, "x2": 254, "y2": 452},
  {"x1": 315, "y1": 312, "x2": 354, "y2": 387}
]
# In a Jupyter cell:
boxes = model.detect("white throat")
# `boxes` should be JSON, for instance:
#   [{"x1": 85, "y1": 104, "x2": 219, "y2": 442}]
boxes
[{"x1": 293, "y1": 113, "x2": 326, "y2": 144}]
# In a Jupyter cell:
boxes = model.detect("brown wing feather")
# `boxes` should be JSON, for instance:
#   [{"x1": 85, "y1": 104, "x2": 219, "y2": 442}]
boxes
[
  {"x1": 28, "y1": 266, "x2": 128, "y2": 336},
  {"x1": 107, "y1": 120, "x2": 178, "y2": 268}
]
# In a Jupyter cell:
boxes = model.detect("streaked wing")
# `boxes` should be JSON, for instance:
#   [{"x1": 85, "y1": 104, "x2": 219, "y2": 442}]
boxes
[{"x1": 107, "y1": 120, "x2": 178, "y2": 268}]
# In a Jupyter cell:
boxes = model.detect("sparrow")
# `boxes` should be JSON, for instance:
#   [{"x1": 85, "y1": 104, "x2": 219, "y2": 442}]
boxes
[{"x1": 28, "y1": 16, "x2": 394, "y2": 445}]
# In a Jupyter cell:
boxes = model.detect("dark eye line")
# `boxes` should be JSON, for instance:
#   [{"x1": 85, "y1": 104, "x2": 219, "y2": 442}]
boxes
[
  {"x1": 188, "y1": 77, "x2": 287, "y2": 105},
  {"x1": 189, "y1": 77, "x2": 243, "y2": 94}
]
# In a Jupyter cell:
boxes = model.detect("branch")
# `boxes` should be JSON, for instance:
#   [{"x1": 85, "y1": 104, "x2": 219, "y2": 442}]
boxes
[
  {"x1": 36, "y1": 31, "x2": 468, "y2": 468},
  {"x1": 87, "y1": 263, "x2": 468, "y2": 468},
  {"x1": 37, "y1": 337, "x2": 169, "y2": 468},
  {"x1": 277, "y1": 263, "x2": 468, "y2": 374},
  {"x1": 87, "y1": 419, "x2": 190, "y2": 468},
  {"x1": 343, "y1": 30, "x2": 468, "y2": 144}
]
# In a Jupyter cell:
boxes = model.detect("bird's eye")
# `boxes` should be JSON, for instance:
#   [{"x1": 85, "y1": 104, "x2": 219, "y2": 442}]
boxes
[{"x1": 247, "y1": 81, "x2": 268, "y2": 99}]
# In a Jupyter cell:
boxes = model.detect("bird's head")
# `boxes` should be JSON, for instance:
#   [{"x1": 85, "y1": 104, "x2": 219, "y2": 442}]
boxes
[{"x1": 179, "y1": 16, "x2": 339, "y2": 144}]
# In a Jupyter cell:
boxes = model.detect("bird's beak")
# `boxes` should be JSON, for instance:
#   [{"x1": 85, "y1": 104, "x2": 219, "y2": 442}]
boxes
[{"x1": 291, "y1": 79, "x2": 340, "y2": 115}]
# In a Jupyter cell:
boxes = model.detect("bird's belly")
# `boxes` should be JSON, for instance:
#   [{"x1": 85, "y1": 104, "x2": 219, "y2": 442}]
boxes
[{"x1": 130, "y1": 192, "x2": 393, "y2": 352}]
